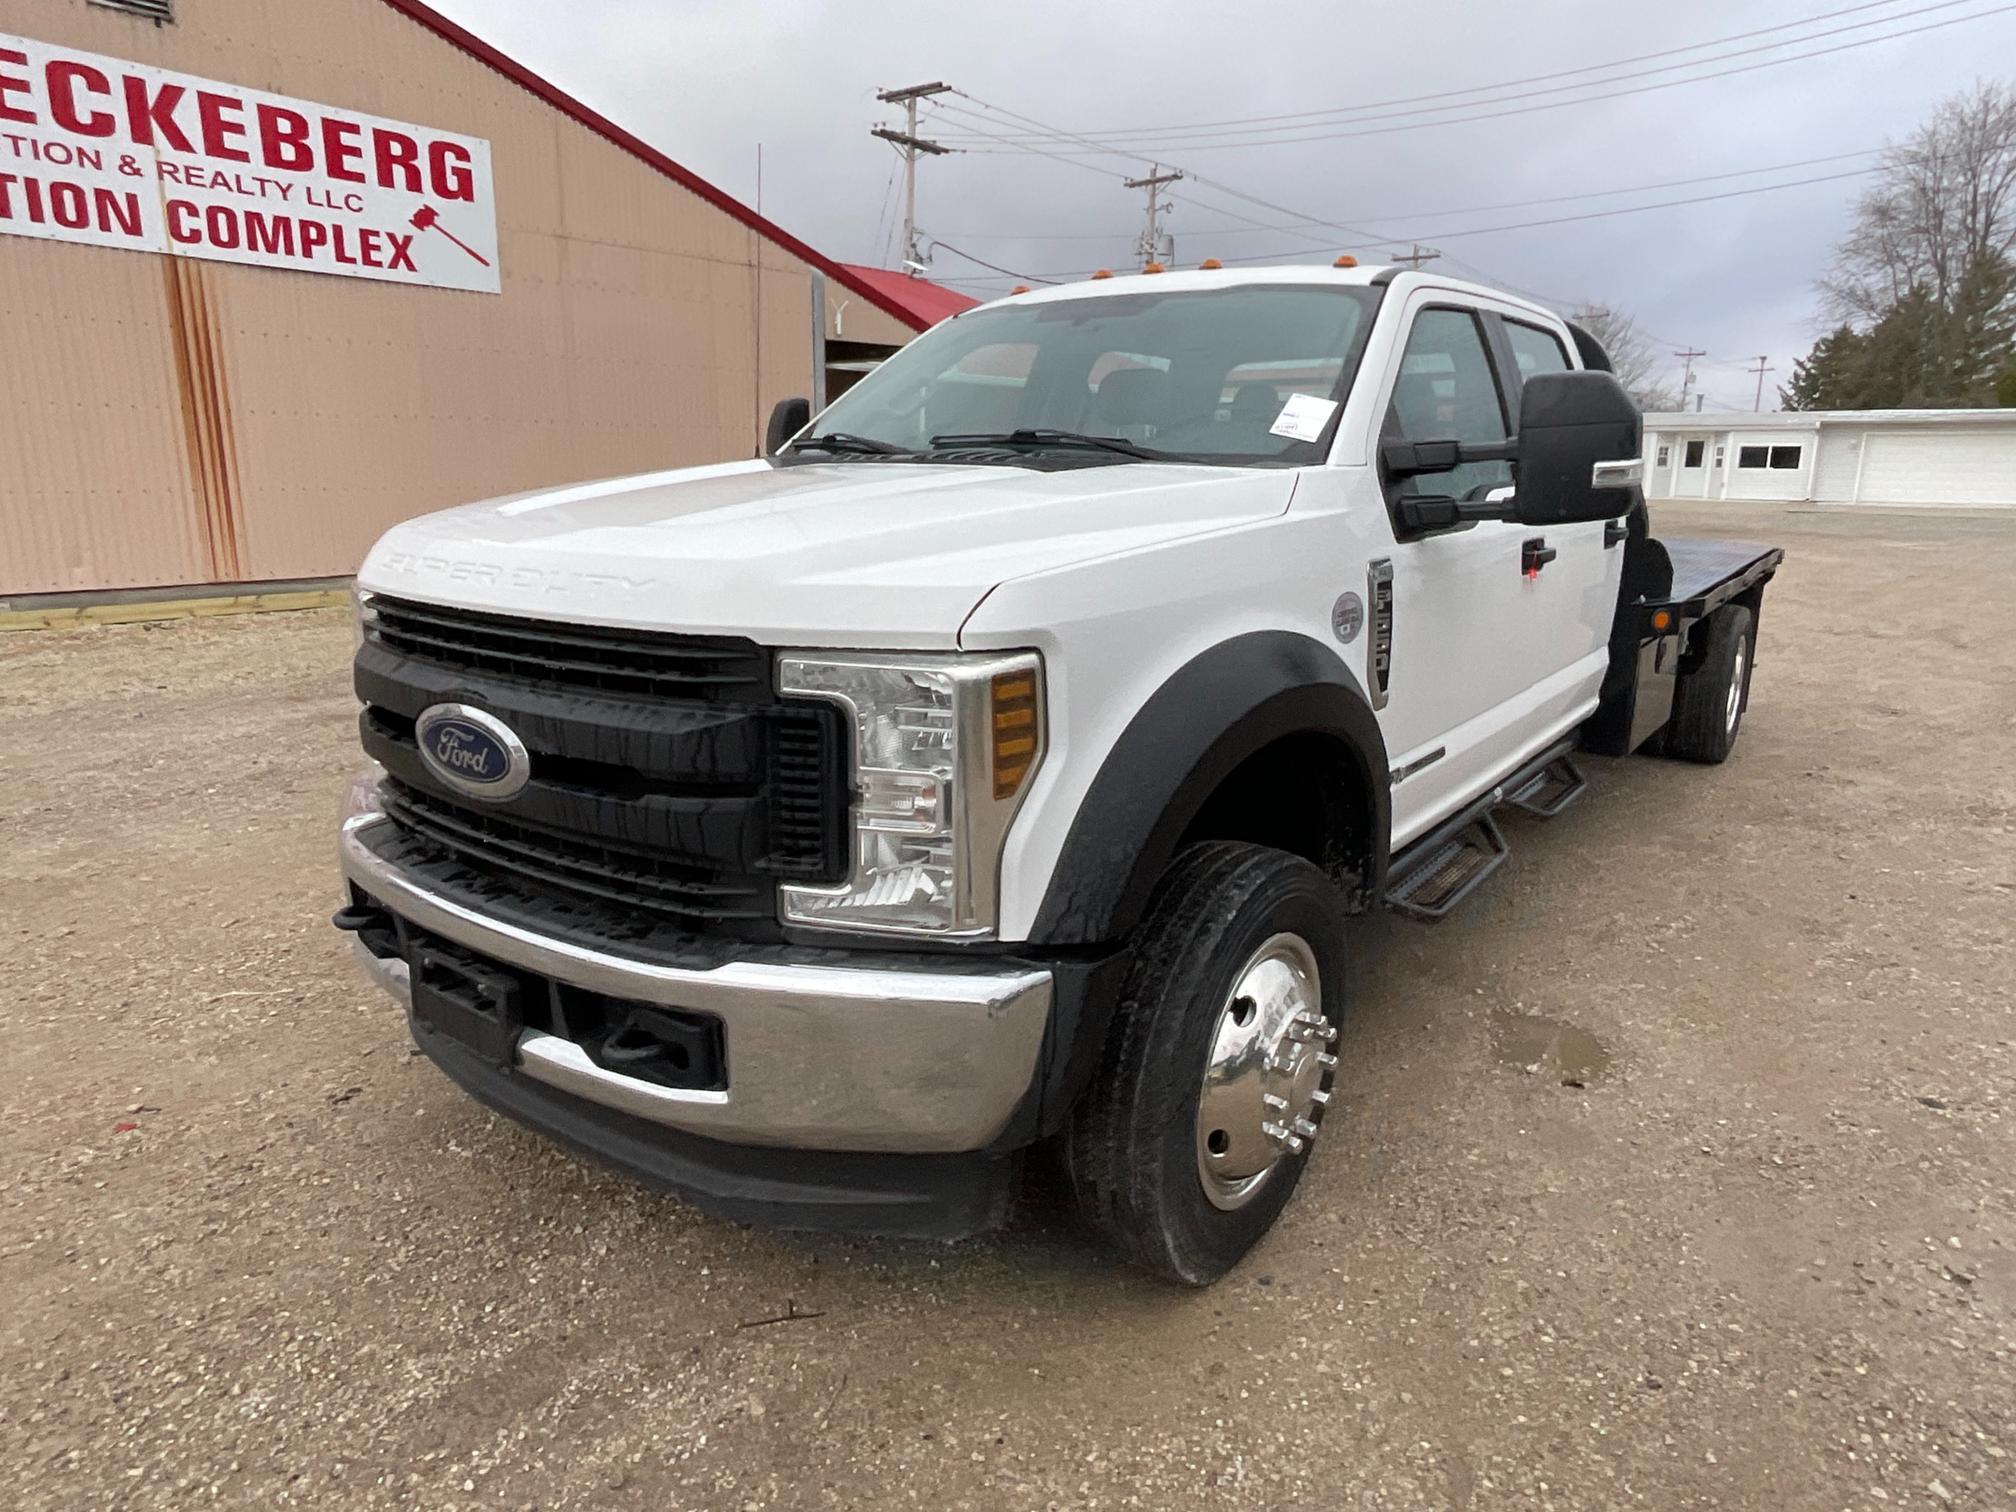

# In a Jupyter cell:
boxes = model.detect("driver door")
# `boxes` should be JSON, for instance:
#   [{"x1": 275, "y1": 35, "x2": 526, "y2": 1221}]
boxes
[{"x1": 1373, "y1": 299, "x2": 1564, "y2": 847}]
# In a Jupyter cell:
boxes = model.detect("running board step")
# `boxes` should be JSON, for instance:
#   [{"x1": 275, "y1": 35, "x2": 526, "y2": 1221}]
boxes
[
  {"x1": 1383, "y1": 814, "x2": 1510, "y2": 922},
  {"x1": 1506, "y1": 754, "x2": 1588, "y2": 819}
]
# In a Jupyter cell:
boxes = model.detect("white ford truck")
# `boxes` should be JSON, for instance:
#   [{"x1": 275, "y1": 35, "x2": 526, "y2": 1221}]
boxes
[{"x1": 335, "y1": 265, "x2": 1781, "y2": 1284}]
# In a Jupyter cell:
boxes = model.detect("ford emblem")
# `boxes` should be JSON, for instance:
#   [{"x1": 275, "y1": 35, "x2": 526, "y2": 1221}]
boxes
[{"x1": 414, "y1": 703, "x2": 530, "y2": 801}]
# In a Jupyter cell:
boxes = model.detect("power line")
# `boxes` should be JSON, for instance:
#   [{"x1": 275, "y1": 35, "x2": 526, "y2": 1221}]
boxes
[
  {"x1": 929, "y1": 0, "x2": 1920, "y2": 143},
  {"x1": 939, "y1": 3, "x2": 2016, "y2": 155},
  {"x1": 938, "y1": 149, "x2": 1899, "y2": 285},
  {"x1": 1211, "y1": 163, "x2": 1887, "y2": 256},
  {"x1": 917, "y1": 146, "x2": 1896, "y2": 241},
  {"x1": 868, "y1": 154, "x2": 899, "y2": 264},
  {"x1": 926, "y1": 239, "x2": 1058, "y2": 285},
  {"x1": 939, "y1": 93, "x2": 1353, "y2": 256}
]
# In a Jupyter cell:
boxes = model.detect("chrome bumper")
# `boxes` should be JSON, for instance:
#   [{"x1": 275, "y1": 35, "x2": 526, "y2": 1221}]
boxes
[{"x1": 339, "y1": 812, "x2": 1053, "y2": 1154}]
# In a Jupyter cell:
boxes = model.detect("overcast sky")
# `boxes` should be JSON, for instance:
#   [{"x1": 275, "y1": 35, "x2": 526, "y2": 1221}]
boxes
[{"x1": 429, "y1": 0, "x2": 2016, "y2": 410}]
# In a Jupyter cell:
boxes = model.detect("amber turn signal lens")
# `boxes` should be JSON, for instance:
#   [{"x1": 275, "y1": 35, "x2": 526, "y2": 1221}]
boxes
[
  {"x1": 1333, "y1": 254, "x2": 1359, "y2": 268},
  {"x1": 1651, "y1": 609, "x2": 1674, "y2": 632},
  {"x1": 991, "y1": 670, "x2": 1040, "y2": 800}
]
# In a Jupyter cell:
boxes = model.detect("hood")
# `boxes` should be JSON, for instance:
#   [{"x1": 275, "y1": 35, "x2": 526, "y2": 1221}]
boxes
[{"x1": 358, "y1": 458, "x2": 1295, "y2": 646}]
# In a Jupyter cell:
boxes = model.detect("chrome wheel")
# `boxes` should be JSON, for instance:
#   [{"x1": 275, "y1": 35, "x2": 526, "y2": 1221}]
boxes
[
  {"x1": 1726, "y1": 637, "x2": 1747, "y2": 736},
  {"x1": 1194, "y1": 932, "x2": 1333, "y2": 1211}
]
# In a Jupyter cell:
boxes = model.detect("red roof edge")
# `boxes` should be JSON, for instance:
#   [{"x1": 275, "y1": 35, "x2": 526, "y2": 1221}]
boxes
[
  {"x1": 837, "y1": 264, "x2": 980, "y2": 328},
  {"x1": 375, "y1": 0, "x2": 933, "y2": 332}
]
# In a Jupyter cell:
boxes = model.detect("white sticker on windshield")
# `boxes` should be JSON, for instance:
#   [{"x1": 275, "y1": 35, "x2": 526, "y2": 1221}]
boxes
[{"x1": 1268, "y1": 392, "x2": 1340, "y2": 443}]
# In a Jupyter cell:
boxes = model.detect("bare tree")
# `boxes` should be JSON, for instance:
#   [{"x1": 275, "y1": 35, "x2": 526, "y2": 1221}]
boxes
[
  {"x1": 1821, "y1": 80, "x2": 2016, "y2": 324},
  {"x1": 1568, "y1": 305, "x2": 1683, "y2": 411}
]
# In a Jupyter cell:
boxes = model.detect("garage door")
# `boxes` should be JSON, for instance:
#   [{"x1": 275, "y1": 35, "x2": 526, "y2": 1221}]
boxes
[{"x1": 1855, "y1": 430, "x2": 2016, "y2": 506}]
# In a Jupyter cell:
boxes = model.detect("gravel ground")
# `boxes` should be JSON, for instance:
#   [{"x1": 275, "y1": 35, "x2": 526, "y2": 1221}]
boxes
[{"x1": 2, "y1": 500, "x2": 2012, "y2": 1511}]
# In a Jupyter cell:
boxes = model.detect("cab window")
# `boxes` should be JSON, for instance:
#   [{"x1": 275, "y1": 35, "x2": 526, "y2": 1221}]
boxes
[
  {"x1": 1384, "y1": 307, "x2": 1511, "y2": 499},
  {"x1": 1504, "y1": 320, "x2": 1572, "y2": 378}
]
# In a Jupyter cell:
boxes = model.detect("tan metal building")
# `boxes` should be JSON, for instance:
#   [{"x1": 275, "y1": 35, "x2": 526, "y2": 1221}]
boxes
[{"x1": 0, "y1": 0, "x2": 959, "y2": 596}]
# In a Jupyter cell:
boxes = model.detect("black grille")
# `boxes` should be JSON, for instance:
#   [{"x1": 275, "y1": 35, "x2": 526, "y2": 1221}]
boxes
[
  {"x1": 368, "y1": 595, "x2": 772, "y2": 702},
  {"x1": 357, "y1": 596, "x2": 848, "y2": 938},
  {"x1": 382, "y1": 780, "x2": 769, "y2": 924}
]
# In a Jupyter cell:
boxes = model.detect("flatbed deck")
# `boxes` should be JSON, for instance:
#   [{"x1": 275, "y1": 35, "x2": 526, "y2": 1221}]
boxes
[{"x1": 1652, "y1": 538, "x2": 1786, "y2": 618}]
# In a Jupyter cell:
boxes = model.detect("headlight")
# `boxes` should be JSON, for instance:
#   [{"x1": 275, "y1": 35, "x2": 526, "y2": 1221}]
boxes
[{"x1": 778, "y1": 650, "x2": 1045, "y2": 938}]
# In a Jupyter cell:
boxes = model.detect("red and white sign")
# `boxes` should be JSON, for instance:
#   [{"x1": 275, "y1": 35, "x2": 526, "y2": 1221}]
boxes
[{"x1": 0, "y1": 32, "x2": 499, "y2": 293}]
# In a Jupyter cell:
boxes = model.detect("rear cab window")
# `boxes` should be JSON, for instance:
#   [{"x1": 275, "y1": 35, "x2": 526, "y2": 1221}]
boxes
[{"x1": 1503, "y1": 320, "x2": 1573, "y2": 379}]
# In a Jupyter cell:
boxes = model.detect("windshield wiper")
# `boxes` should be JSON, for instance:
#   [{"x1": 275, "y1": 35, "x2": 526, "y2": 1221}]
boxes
[
  {"x1": 929, "y1": 428, "x2": 1166, "y2": 462},
  {"x1": 790, "y1": 431, "x2": 913, "y2": 456}
]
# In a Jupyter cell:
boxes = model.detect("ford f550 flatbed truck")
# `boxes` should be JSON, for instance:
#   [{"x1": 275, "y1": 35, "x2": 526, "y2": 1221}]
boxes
[{"x1": 334, "y1": 265, "x2": 1782, "y2": 1285}]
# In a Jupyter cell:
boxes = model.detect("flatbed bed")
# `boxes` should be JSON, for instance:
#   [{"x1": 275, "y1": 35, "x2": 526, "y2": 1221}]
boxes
[{"x1": 1585, "y1": 529, "x2": 1784, "y2": 757}]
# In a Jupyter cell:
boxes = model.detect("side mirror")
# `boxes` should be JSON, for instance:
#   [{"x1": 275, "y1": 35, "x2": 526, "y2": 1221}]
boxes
[
  {"x1": 1513, "y1": 371, "x2": 1643, "y2": 525},
  {"x1": 765, "y1": 396, "x2": 811, "y2": 457}
]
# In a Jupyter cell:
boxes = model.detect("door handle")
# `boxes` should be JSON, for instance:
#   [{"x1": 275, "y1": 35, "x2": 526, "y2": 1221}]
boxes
[{"x1": 1521, "y1": 537, "x2": 1558, "y2": 577}]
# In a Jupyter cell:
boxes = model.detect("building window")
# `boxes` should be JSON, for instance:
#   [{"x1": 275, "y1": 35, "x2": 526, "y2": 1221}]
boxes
[
  {"x1": 1683, "y1": 440, "x2": 1705, "y2": 468},
  {"x1": 1769, "y1": 445, "x2": 1802, "y2": 470},
  {"x1": 1738, "y1": 445, "x2": 1770, "y2": 468},
  {"x1": 1656, "y1": 445, "x2": 1670, "y2": 467},
  {"x1": 1714, "y1": 446, "x2": 1726, "y2": 467},
  {"x1": 88, "y1": 0, "x2": 174, "y2": 20}
]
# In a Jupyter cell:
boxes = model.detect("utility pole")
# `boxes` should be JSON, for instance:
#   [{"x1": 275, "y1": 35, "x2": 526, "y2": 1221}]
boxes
[
  {"x1": 1389, "y1": 244, "x2": 1442, "y2": 268},
  {"x1": 1124, "y1": 164, "x2": 1183, "y2": 268},
  {"x1": 1674, "y1": 346, "x2": 1707, "y2": 411},
  {"x1": 1746, "y1": 355, "x2": 1775, "y2": 412},
  {"x1": 872, "y1": 82, "x2": 951, "y2": 272}
]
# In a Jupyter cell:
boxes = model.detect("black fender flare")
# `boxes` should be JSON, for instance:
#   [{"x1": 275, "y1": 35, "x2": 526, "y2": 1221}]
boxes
[{"x1": 1028, "y1": 630, "x2": 1390, "y2": 946}]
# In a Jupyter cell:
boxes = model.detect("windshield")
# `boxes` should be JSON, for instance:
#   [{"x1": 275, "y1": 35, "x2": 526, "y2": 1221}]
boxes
[{"x1": 799, "y1": 284, "x2": 1381, "y2": 467}]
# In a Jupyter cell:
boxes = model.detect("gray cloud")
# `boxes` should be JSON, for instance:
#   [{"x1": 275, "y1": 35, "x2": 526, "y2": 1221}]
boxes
[{"x1": 426, "y1": 0, "x2": 2016, "y2": 406}]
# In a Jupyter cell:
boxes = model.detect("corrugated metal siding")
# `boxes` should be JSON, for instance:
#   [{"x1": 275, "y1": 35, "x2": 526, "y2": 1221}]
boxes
[
  {"x1": 0, "y1": 235, "x2": 211, "y2": 590},
  {"x1": 0, "y1": 0, "x2": 822, "y2": 592}
]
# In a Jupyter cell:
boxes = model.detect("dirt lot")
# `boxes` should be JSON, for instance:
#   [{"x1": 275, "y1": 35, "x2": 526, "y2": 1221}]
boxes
[{"x1": 2, "y1": 500, "x2": 2012, "y2": 1510}]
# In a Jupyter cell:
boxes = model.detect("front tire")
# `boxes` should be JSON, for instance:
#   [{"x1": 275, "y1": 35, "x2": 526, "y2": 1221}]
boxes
[{"x1": 1062, "y1": 842, "x2": 1347, "y2": 1286}]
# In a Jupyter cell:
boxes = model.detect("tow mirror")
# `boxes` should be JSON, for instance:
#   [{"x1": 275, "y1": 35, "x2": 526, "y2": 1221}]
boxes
[
  {"x1": 765, "y1": 396, "x2": 811, "y2": 457},
  {"x1": 1512, "y1": 371, "x2": 1642, "y2": 525}
]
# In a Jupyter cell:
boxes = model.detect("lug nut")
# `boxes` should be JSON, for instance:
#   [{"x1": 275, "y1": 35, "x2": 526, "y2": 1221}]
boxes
[
  {"x1": 1262, "y1": 1093, "x2": 1289, "y2": 1111},
  {"x1": 1315, "y1": 1051, "x2": 1339, "y2": 1069},
  {"x1": 1310, "y1": 1089, "x2": 1331, "y2": 1107},
  {"x1": 1292, "y1": 1116, "x2": 1319, "y2": 1139},
  {"x1": 1261, "y1": 1121, "x2": 1307, "y2": 1154}
]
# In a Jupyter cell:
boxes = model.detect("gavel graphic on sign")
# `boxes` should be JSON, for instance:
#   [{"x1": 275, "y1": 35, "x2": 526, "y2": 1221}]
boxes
[{"x1": 410, "y1": 204, "x2": 491, "y2": 267}]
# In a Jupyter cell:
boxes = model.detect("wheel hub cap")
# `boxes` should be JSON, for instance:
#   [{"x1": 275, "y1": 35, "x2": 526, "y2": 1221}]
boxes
[
  {"x1": 1726, "y1": 640, "x2": 1747, "y2": 735},
  {"x1": 1194, "y1": 932, "x2": 1334, "y2": 1211}
]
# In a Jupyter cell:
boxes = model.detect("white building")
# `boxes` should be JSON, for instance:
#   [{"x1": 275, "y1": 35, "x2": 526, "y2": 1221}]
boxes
[{"x1": 1642, "y1": 410, "x2": 2016, "y2": 507}]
